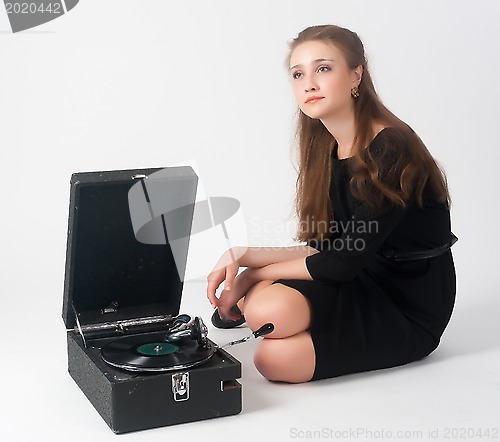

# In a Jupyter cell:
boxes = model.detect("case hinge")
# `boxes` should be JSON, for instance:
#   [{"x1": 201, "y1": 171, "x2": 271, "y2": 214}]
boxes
[{"x1": 172, "y1": 372, "x2": 189, "y2": 402}]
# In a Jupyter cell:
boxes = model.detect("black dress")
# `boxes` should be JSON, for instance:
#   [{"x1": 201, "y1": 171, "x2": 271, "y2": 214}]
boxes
[{"x1": 271, "y1": 127, "x2": 457, "y2": 381}]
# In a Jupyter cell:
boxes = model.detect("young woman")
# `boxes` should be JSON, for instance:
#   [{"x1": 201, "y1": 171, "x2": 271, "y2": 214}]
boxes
[{"x1": 206, "y1": 24, "x2": 457, "y2": 384}]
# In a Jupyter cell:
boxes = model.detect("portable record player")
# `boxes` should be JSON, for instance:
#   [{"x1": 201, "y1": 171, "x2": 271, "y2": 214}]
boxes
[{"x1": 62, "y1": 166, "x2": 242, "y2": 434}]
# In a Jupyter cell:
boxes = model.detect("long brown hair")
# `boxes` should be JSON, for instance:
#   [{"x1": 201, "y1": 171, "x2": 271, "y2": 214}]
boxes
[{"x1": 285, "y1": 25, "x2": 451, "y2": 243}]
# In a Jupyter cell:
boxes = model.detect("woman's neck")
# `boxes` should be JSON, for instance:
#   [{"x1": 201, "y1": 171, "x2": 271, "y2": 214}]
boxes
[{"x1": 320, "y1": 106, "x2": 356, "y2": 159}]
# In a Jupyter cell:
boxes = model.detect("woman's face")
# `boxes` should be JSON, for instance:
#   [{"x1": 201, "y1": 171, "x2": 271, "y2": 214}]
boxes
[{"x1": 288, "y1": 40, "x2": 361, "y2": 120}]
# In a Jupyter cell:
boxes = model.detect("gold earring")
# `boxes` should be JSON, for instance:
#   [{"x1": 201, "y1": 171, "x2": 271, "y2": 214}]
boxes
[{"x1": 351, "y1": 86, "x2": 360, "y2": 98}]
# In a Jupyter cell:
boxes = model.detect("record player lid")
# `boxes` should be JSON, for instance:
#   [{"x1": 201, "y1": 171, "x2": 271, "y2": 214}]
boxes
[{"x1": 62, "y1": 166, "x2": 198, "y2": 330}]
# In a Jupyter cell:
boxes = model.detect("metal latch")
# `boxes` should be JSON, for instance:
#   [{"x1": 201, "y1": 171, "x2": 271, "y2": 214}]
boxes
[{"x1": 172, "y1": 372, "x2": 189, "y2": 402}]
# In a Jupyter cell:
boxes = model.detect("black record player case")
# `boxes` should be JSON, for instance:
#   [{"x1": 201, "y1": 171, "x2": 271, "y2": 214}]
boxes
[{"x1": 62, "y1": 166, "x2": 242, "y2": 434}]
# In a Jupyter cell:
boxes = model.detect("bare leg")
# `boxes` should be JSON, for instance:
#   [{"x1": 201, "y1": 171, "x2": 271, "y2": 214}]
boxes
[
  {"x1": 236, "y1": 279, "x2": 275, "y2": 314},
  {"x1": 253, "y1": 330, "x2": 315, "y2": 383},
  {"x1": 242, "y1": 282, "x2": 316, "y2": 383},
  {"x1": 242, "y1": 282, "x2": 313, "y2": 339}
]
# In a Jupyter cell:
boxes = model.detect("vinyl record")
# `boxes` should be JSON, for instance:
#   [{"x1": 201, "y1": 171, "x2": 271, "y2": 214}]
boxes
[{"x1": 101, "y1": 330, "x2": 216, "y2": 372}]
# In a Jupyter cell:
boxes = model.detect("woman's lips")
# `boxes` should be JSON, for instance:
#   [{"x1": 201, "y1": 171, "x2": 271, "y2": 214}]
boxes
[{"x1": 306, "y1": 97, "x2": 324, "y2": 104}]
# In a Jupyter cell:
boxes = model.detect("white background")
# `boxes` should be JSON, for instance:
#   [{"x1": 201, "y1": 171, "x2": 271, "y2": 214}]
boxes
[{"x1": 0, "y1": 1, "x2": 499, "y2": 441}]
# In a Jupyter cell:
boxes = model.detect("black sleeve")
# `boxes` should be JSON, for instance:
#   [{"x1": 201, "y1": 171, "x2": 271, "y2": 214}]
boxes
[{"x1": 304, "y1": 201, "x2": 412, "y2": 284}]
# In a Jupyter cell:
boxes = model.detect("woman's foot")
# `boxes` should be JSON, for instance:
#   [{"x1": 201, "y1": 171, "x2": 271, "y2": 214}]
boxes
[{"x1": 211, "y1": 304, "x2": 246, "y2": 329}]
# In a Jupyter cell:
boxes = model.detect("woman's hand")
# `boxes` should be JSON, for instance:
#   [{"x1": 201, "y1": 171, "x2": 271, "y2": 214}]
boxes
[
  {"x1": 212, "y1": 268, "x2": 257, "y2": 321},
  {"x1": 206, "y1": 247, "x2": 241, "y2": 308},
  {"x1": 206, "y1": 247, "x2": 259, "y2": 320}
]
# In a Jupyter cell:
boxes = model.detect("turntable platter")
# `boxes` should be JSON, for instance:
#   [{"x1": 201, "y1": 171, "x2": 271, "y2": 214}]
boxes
[{"x1": 101, "y1": 331, "x2": 216, "y2": 372}]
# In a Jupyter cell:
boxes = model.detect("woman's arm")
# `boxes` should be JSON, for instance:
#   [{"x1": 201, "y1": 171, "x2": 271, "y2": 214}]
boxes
[
  {"x1": 233, "y1": 244, "x2": 319, "y2": 268},
  {"x1": 209, "y1": 256, "x2": 316, "y2": 321},
  {"x1": 247, "y1": 256, "x2": 315, "y2": 282},
  {"x1": 206, "y1": 245, "x2": 319, "y2": 319}
]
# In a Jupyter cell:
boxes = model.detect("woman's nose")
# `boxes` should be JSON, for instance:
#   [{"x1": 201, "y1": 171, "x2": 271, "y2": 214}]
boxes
[{"x1": 305, "y1": 80, "x2": 318, "y2": 92}]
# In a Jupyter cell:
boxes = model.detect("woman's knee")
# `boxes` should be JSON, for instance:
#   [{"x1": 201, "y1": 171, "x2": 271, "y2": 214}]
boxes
[
  {"x1": 253, "y1": 332, "x2": 315, "y2": 383},
  {"x1": 243, "y1": 280, "x2": 275, "y2": 304},
  {"x1": 243, "y1": 283, "x2": 312, "y2": 338}
]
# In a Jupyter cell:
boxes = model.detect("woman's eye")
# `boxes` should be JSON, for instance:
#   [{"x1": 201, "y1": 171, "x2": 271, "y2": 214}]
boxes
[{"x1": 292, "y1": 66, "x2": 331, "y2": 80}]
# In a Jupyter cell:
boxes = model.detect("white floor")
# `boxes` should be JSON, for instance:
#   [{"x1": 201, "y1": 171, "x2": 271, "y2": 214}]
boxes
[{"x1": 2, "y1": 276, "x2": 498, "y2": 442}]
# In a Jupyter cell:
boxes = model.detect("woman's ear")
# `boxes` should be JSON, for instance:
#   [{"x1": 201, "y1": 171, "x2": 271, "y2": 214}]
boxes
[{"x1": 353, "y1": 65, "x2": 363, "y2": 85}]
